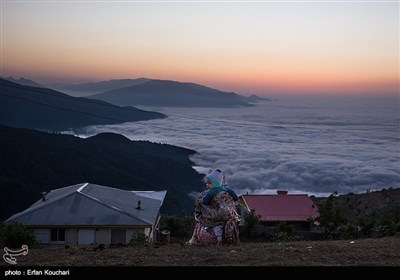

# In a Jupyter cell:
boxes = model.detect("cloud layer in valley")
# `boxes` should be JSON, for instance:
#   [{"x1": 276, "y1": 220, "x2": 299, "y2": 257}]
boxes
[{"x1": 74, "y1": 96, "x2": 400, "y2": 197}]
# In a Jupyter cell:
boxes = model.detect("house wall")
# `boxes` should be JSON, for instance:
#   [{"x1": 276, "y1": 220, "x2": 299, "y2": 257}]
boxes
[
  {"x1": 66, "y1": 228, "x2": 132, "y2": 245},
  {"x1": 33, "y1": 228, "x2": 66, "y2": 245},
  {"x1": 96, "y1": 229, "x2": 110, "y2": 245},
  {"x1": 77, "y1": 229, "x2": 96, "y2": 245},
  {"x1": 126, "y1": 229, "x2": 135, "y2": 243},
  {"x1": 66, "y1": 228, "x2": 105, "y2": 246},
  {"x1": 33, "y1": 228, "x2": 50, "y2": 243},
  {"x1": 32, "y1": 227, "x2": 151, "y2": 245},
  {"x1": 144, "y1": 228, "x2": 151, "y2": 240},
  {"x1": 260, "y1": 221, "x2": 311, "y2": 231},
  {"x1": 241, "y1": 221, "x2": 317, "y2": 239},
  {"x1": 66, "y1": 229, "x2": 78, "y2": 246}
]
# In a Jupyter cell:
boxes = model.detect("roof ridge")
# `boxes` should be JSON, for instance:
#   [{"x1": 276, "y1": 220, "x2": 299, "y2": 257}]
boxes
[
  {"x1": 77, "y1": 182, "x2": 89, "y2": 192},
  {"x1": 5, "y1": 185, "x2": 83, "y2": 222}
]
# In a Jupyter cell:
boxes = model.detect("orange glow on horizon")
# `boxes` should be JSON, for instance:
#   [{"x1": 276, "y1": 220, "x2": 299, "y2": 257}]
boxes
[{"x1": 2, "y1": 1, "x2": 398, "y2": 96}]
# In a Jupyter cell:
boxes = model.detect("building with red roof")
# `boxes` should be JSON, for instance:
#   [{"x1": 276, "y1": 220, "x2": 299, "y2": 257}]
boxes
[{"x1": 240, "y1": 190, "x2": 319, "y2": 231}]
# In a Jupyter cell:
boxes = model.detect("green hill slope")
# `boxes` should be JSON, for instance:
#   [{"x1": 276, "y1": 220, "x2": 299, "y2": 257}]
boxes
[{"x1": 0, "y1": 125, "x2": 204, "y2": 220}]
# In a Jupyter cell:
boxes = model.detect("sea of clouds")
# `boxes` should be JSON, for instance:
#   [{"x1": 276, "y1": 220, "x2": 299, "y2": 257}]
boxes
[{"x1": 73, "y1": 95, "x2": 400, "y2": 197}]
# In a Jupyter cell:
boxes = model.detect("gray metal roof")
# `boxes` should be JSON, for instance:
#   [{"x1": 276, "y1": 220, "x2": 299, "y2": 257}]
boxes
[
  {"x1": 130, "y1": 190, "x2": 167, "y2": 205},
  {"x1": 5, "y1": 183, "x2": 166, "y2": 226}
]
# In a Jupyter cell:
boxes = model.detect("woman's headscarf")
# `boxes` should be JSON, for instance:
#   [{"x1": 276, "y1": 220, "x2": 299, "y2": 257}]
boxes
[{"x1": 205, "y1": 169, "x2": 224, "y2": 188}]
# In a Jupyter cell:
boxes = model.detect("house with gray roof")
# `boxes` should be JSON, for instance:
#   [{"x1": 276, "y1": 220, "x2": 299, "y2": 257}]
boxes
[{"x1": 5, "y1": 183, "x2": 167, "y2": 246}]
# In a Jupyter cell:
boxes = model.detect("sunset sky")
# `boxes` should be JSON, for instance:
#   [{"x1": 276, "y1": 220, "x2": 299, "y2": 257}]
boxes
[{"x1": 1, "y1": 0, "x2": 399, "y2": 96}]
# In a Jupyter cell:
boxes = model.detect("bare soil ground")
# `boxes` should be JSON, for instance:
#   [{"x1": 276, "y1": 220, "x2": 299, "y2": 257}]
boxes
[{"x1": 2, "y1": 236, "x2": 399, "y2": 267}]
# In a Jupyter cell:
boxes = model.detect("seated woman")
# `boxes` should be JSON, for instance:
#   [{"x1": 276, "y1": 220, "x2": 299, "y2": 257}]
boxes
[{"x1": 188, "y1": 169, "x2": 241, "y2": 245}]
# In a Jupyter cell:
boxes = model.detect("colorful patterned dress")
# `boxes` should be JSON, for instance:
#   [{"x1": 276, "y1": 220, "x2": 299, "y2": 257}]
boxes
[{"x1": 191, "y1": 189, "x2": 241, "y2": 245}]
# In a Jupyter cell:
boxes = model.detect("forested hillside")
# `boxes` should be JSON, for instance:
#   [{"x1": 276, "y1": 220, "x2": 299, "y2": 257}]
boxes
[{"x1": 0, "y1": 125, "x2": 204, "y2": 220}]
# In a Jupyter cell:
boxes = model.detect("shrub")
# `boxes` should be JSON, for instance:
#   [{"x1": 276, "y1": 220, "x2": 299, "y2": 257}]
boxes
[
  {"x1": 161, "y1": 215, "x2": 195, "y2": 238},
  {"x1": 128, "y1": 231, "x2": 151, "y2": 246},
  {"x1": 271, "y1": 231, "x2": 302, "y2": 242},
  {"x1": 271, "y1": 222, "x2": 302, "y2": 242},
  {"x1": 0, "y1": 222, "x2": 36, "y2": 248},
  {"x1": 243, "y1": 209, "x2": 261, "y2": 237},
  {"x1": 0, "y1": 222, "x2": 5, "y2": 248},
  {"x1": 315, "y1": 195, "x2": 347, "y2": 239},
  {"x1": 337, "y1": 223, "x2": 357, "y2": 239}
]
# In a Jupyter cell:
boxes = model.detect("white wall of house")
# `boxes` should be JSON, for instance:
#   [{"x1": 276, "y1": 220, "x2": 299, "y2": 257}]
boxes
[
  {"x1": 33, "y1": 229, "x2": 50, "y2": 243},
  {"x1": 34, "y1": 228, "x2": 66, "y2": 245},
  {"x1": 111, "y1": 229, "x2": 126, "y2": 244},
  {"x1": 33, "y1": 227, "x2": 151, "y2": 245},
  {"x1": 144, "y1": 227, "x2": 151, "y2": 239},
  {"x1": 78, "y1": 229, "x2": 95, "y2": 245},
  {"x1": 126, "y1": 229, "x2": 135, "y2": 243},
  {"x1": 96, "y1": 229, "x2": 110, "y2": 245},
  {"x1": 66, "y1": 229, "x2": 77, "y2": 246}
]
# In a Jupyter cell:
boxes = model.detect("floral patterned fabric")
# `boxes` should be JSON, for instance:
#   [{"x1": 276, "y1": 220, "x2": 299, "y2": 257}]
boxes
[{"x1": 190, "y1": 190, "x2": 241, "y2": 245}]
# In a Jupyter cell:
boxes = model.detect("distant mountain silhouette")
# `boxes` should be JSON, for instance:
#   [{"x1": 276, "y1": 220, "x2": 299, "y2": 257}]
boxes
[
  {"x1": 89, "y1": 79, "x2": 254, "y2": 107},
  {"x1": 2, "y1": 76, "x2": 44, "y2": 88},
  {"x1": 240, "y1": 94, "x2": 271, "y2": 103},
  {"x1": 48, "y1": 78, "x2": 151, "y2": 97},
  {"x1": 0, "y1": 78, "x2": 166, "y2": 131},
  {"x1": 0, "y1": 125, "x2": 204, "y2": 220}
]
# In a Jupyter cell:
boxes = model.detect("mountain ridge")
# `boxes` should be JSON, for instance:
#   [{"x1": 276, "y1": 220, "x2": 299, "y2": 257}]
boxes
[
  {"x1": 9, "y1": 76, "x2": 270, "y2": 107},
  {"x1": 48, "y1": 78, "x2": 151, "y2": 96},
  {"x1": 89, "y1": 79, "x2": 253, "y2": 107},
  {"x1": 0, "y1": 78, "x2": 166, "y2": 131},
  {"x1": 1, "y1": 76, "x2": 44, "y2": 88}
]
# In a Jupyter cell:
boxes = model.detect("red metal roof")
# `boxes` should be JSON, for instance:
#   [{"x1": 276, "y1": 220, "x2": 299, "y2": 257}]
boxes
[{"x1": 241, "y1": 193, "x2": 319, "y2": 222}]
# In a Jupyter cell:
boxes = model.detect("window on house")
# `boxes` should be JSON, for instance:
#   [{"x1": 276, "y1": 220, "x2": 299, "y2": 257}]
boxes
[
  {"x1": 50, "y1": 228, "x2": 65, "y2": 241},
  {"x1": 111, "y1": 229, "x2": 126, "y2": 244}
]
